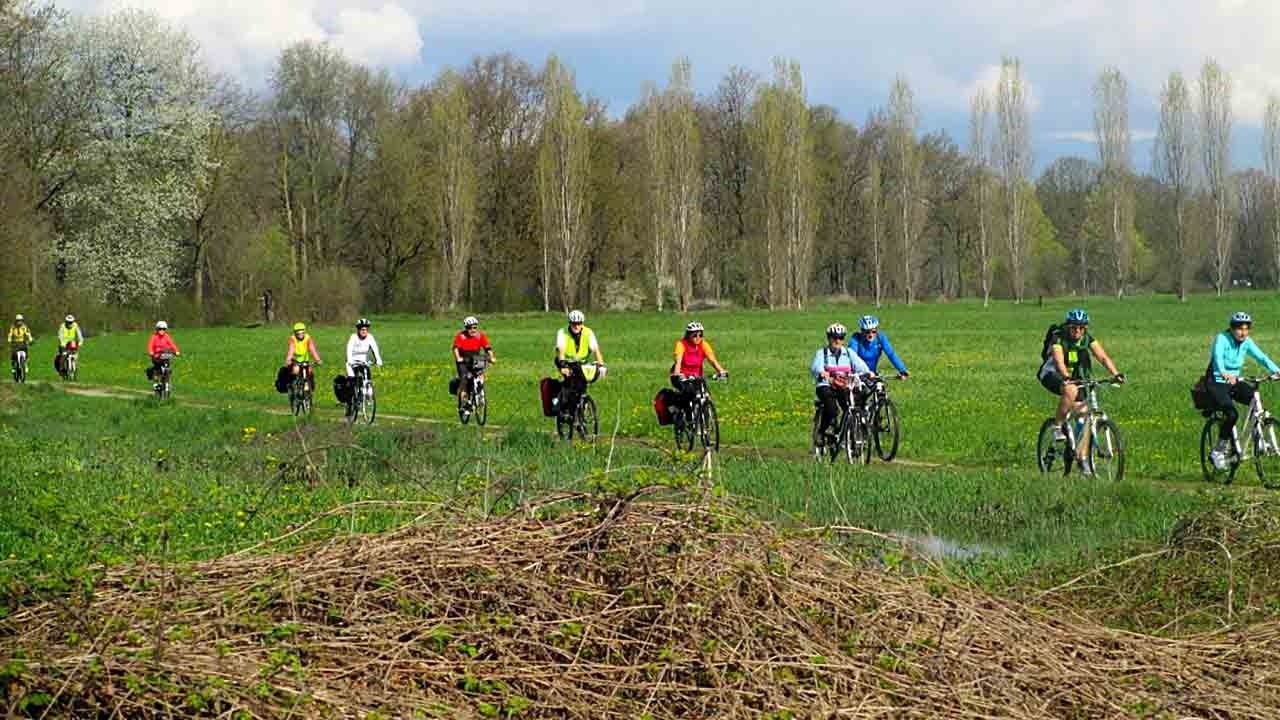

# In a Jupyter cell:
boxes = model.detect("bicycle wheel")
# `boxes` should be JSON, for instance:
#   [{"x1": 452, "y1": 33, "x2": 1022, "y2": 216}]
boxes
[
  {"x1": 1253, "y1": 417, "x2": 1280, "y2": 489},
  {"x1": 473, "y1": 388, "x2": 486, "y2": 426},
  {"x1": 361, "y1": 384, "x2": 376, "y2": 425},
  {"x1": 578, "y1": 396, "x2": 598, "y2": 442},
  {"x1": 1089, "y1": 418, "x2": 1125, "y2": 482},
  {"x1": 700, "y1": 401, "x2": 720, "y2": 452},
  {"x1": 846, "y1": 414, "x2": 871, "y2": 464},
  {"x1": 556, "y1": 397, "x2": 574, "y2": 441},
  {"x1": 290, "y1": 384, "x2": 304, "y2": 416},
  {"x1": 68, "y1": 356, "x2": 77, "y2": 382},
  {"x1": 1036, "y1": 418, "x2": 1068, "y2": 476},
  {"x1": 1200, "y1": 417, "x2": 1239, "y2": 484},
  {"x1": 673, "y1": 406, "x2": 694, "y2": 452},
  {"x1": 871, "y1": 397, "x2": 901, "y2": 461}
]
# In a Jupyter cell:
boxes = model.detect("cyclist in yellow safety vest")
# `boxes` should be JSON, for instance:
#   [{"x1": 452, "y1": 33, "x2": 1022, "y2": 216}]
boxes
[
  {"x1": 7, "y1": 314, "x2": 33, "y2": 369},
  {"x1": 57, "y1": 315, "x2": 84, "y2": 374},
  {"x1": 553, "y1": 309, "x2": 605, "y2": 413},
  {"x1": 285, "y1": 322, "x2": 323, "y2": 392}
]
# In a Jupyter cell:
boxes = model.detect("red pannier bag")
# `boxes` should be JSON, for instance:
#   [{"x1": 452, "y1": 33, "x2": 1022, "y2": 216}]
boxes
[
  {"x1": 540, "y1": 377, "x2": 562, "y2": 417},
  {"x1": 654, "y1": 388, "x2": 676, "y2": 426}
]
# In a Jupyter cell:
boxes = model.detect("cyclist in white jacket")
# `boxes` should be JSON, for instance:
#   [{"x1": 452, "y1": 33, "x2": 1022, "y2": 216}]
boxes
[{"x1": 346, "y1": 318, "x2": 383, "y2": 376}]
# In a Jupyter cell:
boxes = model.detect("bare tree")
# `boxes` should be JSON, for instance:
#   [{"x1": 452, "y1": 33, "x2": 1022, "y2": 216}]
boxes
[
  {"x1": 1265, "y1": 95, "x2": 1280, "y2": 286},
  {"x1": 640, "y1": 80, "x2": 667, "y2": 310},
  {"x1": 866, "y1": 153, "x2": 883, "y2": 307},
  {"x1": 968, "y1": 89, "x2": 993, "y2": 307},
  {"x1": 751, "y1": 58, "x2": 815, "y2": 309},
  {"x1": 994, "y1": 56, "x2": 1032, "y2": 302},
  {"x1": 1199, "y1": 59, "x2": 1233, "y2": 296},
  {"x1": 429, "y1": 69, "x2": 477, "y2": 309},
  {"x1": 1093, "y1": 66, "x2": 1132, "y2": 297},
  {"x1": 887, "y1": 75, "x2": 922, "y2": 304},
  {"x1": 537, "y1": 54, "x2": 591, "y2": 310},
  {"x1": 1154, "y1": 71, "x2": 1197, "y2": 302}
]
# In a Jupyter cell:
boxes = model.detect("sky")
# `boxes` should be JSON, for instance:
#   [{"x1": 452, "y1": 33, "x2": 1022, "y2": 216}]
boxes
[{"x1": 64, "y1": 0, "x2": 1280, "y2": 173}]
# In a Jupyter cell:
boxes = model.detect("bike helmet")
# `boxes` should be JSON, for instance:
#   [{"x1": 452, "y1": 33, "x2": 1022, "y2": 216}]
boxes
[
  {"x1": 292, "y1": 322, "x2": 307, "y2": 332},
  {"x1": 1230, "y1": 311, "x2": 1253, "y2": 327},
  {"x1": 1064, "y1": 308, "x2": 1089, "y2": 326},
  {"x1": 826, "y1": 322, "x2": 848, "y2": 339},
  {"x1": 155, "y1": 320, "x2": 168, "y2": 330},
  {"x1": 64, "y1": 314, "x2": 75, "y2": 323},
  {"x1": 685, "y1": 321, "x2": 704, "y2": 334},
  {"x1": 859, "y1": 315, "x2": 879, "y2": 331},
  {"x1": 567, "y1": 310, "x2": 585, "y2": 324},
  {"x1": 356, "y1": 318, "x2": 371, "y2": 329},
  {"x1": 14, "y1": 314, "x2": 23, "y2": 322},
  {"x1": 462, "y1": 316, "x2": 479, "y2": 329}
]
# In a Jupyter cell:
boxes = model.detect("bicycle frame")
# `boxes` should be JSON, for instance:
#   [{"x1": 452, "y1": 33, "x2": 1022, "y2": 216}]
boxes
[
  {"x1": 1063, "y1": 377, "x2": 1118, "y2": 454},
  {"x1": 1229, "y1": 379, "x2": 1274, "y2": 460}
]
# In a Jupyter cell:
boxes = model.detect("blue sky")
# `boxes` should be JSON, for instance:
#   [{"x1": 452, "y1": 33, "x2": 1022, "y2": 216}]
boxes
[{"x1": 71, "y1": 0, "x2": 1280, "y2": 172}]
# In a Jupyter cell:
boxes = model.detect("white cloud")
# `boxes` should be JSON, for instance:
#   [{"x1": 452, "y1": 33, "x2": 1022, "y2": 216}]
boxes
[{"x1": 332, "y1": 4, "x2": 422, "y2": 67}]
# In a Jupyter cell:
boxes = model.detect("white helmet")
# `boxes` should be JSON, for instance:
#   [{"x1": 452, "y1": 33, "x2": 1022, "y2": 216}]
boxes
[
  {"x1": 155, "y1": 320, "x2": 169, "y2": 330},
  {"x1": 65, "y1": 315, "x2": 75, "y2": 323},
  {"x1": 14, "y1": 314, "x2": 23, "y2": 322},
  {"x1": 685, "y1": 321, "x2": 704, "y2": 334},
  {"x1": 826, "y1": 322, "x2": 848, "y2": 338},
  {"x1": 462, "y1": 315, "x2": 479, "y2": 329},
  {"x1": 567, "y1": 310, "x2": 585, "y2": 324}
]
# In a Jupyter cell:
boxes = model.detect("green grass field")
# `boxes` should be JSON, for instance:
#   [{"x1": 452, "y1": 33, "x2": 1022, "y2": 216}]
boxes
[{"x1": 7, "y1": 292, "x2": 1280, "y2": 610}]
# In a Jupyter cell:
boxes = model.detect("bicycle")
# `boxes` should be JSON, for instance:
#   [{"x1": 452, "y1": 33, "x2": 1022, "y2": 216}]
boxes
[
  {"x1": 811, "y1": 373, "x2": 872, "y2": 464},
  {"x1": 555, "y1": 362, "x2": 604, "y2": 442},
  {"x1": 151, "y1": 352, "x2": 175, "y2": 400},
  {"x1": 1200, "y1": 375, "x2": 1280, "y2": 488},
  {"x1": 672, "y1": 372, "x2": 727, "y2": 452},
  {"x1": 864, "y1": 376, "x2": 901, "y2": 461},
  {"x1": 457, "y1": 357, "x2": 489, "y2": 426},
  {"x1": 59, "y1": 344, "x2": 79, "y2": 382},
  {"x1": 1036, "y1": 375, "x2": 1125, "y2": 481},
  {"x1": 288, "y1": 361, "x2": 314, "y2": 417},
  {"x1": 345, "y1": 363, "x2": 376, "y2": 425},
  {"x1": 10, "y1": 345, "x2": 29, "y2": 384}
]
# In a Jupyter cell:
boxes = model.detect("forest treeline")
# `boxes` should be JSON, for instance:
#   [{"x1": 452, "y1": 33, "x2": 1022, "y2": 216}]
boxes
[{"x1": 4, "y1": 2, "x2": 1280, "y2": 327}]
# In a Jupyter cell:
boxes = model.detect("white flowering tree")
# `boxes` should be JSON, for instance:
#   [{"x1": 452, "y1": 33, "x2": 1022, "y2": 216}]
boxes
[{"x1": 51, "y1": 9, "x2": 215, "y2": 305}]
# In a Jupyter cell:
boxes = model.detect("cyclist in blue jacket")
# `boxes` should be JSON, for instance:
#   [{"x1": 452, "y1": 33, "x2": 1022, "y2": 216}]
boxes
[
  {"x1": 1207, "y1": 311, "x2": 1280, "y2": 469},
  {"x1": 852, "y1": 315, "x2": 909, "y2": 379}
]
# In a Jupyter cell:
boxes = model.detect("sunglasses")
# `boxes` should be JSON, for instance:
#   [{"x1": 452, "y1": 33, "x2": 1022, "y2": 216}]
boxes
[
  {"x1": 689, "y1": 331, "x2": 703, "y2": 337},
  {"x1": 830, "y1": 334, "x2": 847, "y2": 340}
]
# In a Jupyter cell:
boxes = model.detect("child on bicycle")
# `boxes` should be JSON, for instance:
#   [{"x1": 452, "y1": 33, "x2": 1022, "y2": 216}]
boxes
[
  {"x1": 453, "y1": 316, "x2": 495, "y2": 406},
  {"x1": 1207, "y1": 312, "x2": 1280, "y2": 469},
  {"x1": 670, "y1": 321, "x2": 727, "y2": 420},
  {"x1": 1037, "y1": 308, "x2": 1124, "y2": 474},
  {"x1": 811, "y1": 323, "x2": 872, "y2": 448}
]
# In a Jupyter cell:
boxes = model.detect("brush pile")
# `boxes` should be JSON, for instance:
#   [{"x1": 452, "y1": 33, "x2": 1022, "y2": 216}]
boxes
[{"x1": 4, "y1": 498, "x2": 1279, "y2": 718}]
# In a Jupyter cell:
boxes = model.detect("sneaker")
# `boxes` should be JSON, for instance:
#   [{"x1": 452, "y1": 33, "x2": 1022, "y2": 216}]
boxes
[
  {"x1": 1052, "y1": 425, "x2": 1067, "y2": 441},
  {"x1": 1077, "y1": 458, "x2": 1095, "y2": 477},
  {"x1": 1209, "y1": 449, "x2": 1229, "y2": 471}
]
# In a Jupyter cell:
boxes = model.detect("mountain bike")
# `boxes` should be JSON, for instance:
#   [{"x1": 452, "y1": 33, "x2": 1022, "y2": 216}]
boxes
[
  {"x1": 289, "y1": 361, "x2": 314, "y2": 417},
  {"x1": 812, "y1": 373, "x2": 872, "y2": 464},
  {"x1": 556, "y1": 362, "x2": 604, "y2": 442},
  {"x1": 457, "y1": 357, "x2": 488, "y2": 426},
  {"x1": 59, "y1": 344, "x2": 79, "y2": 382},
  {"x1": 10, "y1": 345, "x2": 29, "y2": 384},
  {"x1": 151, "y1": 352, "x2": 175, "y2": 400},
  {"x1": 1036, "y1": 375, "x2": 1125, "y2": 481},
  {"x1": 345, "y1": 363, "x2": 376, "y2": 425},
  {"x1": 672, "y1": 372, "x2": 727, "y2": 452},
  {"x1": 865, "y1": 376, "x2": 901, "y2": 461},
  {"x1": 1200, "y1": 375, "x2": 1280, "y2": 488}
]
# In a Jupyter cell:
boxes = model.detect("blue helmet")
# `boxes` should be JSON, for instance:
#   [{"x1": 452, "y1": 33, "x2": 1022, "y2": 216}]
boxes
[
  {"x1": 1231, "y1": 311, "x2": 1253, "y2": 327},
  {"x1": 859, "y1": 315, "x2": 880, "y2": 331},
  {"x1": 1064, "y1": 308, "x2": 1089, "y2": 326}
]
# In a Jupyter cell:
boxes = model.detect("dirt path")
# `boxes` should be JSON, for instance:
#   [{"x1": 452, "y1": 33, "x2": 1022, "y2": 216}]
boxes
[{"x1": 45, "y1": 381, "x2": 1246, "y2": 493}]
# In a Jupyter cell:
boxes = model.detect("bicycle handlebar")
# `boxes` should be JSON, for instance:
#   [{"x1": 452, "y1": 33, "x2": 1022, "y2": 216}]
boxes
[{"x1": 1066, "y1": 374, "x2": 1125, "y2": 388}]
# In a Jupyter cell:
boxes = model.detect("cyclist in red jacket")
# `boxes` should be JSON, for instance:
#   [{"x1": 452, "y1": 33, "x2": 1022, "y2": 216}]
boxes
[{"x1": 146, "y1": 320, "x2": 181, "y2": 383}]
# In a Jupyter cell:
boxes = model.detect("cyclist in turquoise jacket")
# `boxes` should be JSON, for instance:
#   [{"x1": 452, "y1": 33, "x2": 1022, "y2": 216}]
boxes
[{"x1": 1207, "y1": 312, "x2": 1280, "y2": 469}]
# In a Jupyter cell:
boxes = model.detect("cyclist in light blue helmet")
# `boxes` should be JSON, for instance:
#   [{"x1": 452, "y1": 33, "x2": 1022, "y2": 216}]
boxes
[
  {"x1": 1206, "y1": 311, "x2": 1280, "y2": 469},
  {"x1": 851, "y1": 315, "x2": 908, "y2": 379}
]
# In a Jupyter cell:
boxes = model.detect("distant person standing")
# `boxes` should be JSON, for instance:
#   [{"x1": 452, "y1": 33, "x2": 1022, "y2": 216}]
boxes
[{"x1": 262, "y1": 289, "x2": 274, "y2": 324}]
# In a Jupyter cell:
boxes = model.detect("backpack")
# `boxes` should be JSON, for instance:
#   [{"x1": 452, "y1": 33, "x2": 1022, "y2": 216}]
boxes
[{"x1": 1039, "y1": 324, "x2": 1062, "y2": 362}]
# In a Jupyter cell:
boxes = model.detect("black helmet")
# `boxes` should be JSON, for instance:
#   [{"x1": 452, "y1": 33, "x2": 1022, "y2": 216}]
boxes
[{"x1": 356, "y1": 318, "x2": 371, "y2": 329}]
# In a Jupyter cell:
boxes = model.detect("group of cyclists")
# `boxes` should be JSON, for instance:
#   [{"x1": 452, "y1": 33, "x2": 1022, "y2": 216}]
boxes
[
  {"x1": 5, "y1": 314, "x2": 85, "y2": 381},
  {"x1": 9, "y1": 304, "x2": 1280, "y2": 475}
]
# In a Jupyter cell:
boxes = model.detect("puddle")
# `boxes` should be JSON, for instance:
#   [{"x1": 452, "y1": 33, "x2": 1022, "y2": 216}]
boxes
[{"x1": 894, "y1": 531, "x2": 1008, "y2": 561}]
